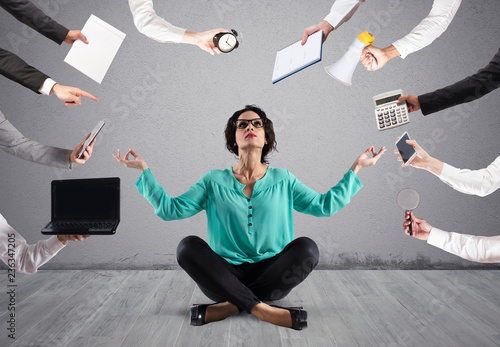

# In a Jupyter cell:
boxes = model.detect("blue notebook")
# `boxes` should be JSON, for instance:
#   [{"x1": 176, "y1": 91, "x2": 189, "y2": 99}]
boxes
[{"x1": 272, "y1": 30, "x2": 323, "y2": 84}]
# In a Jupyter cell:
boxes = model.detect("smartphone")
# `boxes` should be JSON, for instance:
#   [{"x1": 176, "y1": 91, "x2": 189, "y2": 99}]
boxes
[
  {"x1": 395, "y1": 132, "x2": 417, "y2": 166},
  {"x1": 78, "y1": 121, "x2": 105, "y2": 159}
]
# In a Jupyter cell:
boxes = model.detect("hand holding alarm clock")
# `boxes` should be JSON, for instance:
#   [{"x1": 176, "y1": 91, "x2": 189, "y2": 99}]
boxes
[{"x1": 213, "y1": 29, "x2": 240, "y2": 53}]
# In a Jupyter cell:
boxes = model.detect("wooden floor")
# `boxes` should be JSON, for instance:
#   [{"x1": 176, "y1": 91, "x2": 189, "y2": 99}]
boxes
[{"x1": 0, "y1": 270, "x2": 499, "y2": 347}]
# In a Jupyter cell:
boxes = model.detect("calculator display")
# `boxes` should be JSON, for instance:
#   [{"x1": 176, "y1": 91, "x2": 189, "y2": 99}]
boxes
[{"x1": 376, "y1": 94, "x2": 401, "y2": 106}]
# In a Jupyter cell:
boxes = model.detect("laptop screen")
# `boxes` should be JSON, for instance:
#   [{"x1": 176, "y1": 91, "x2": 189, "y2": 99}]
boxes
[{"x1": 52, "y1": 177, "x2": 120, "y2": 221}]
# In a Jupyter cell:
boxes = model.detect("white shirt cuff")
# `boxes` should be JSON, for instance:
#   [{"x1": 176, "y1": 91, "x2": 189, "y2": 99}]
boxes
[
  {"x1": 39, "y1": 78, "x2": 57, "y2": 96},
  {"x1": 390, "y1": 41, "x2": 406, "y2": 59},
  {"x1": 46, "y1": 235, "x2": 66, "y2": 253},
  {"x1": 438, "y1": 162, "x2": 461, "y2": 189},
  {"x1": 439, "y1": 162, "x2": 455, "y2": 179},
  {"x1": 324, "y1": 12, "x2": 345, "y2": 29},
  {"x1": 427, "y1": 227, "x2": 448, "y2": 248},
  {"x1": 167, "y1": 26, "x2": 186, "y2": 43}
]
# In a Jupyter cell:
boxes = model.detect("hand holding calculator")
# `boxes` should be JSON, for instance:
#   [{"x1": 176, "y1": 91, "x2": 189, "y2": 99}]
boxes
[{"x1": 373, "y1": 89, "x2": 409, "y2": 131}]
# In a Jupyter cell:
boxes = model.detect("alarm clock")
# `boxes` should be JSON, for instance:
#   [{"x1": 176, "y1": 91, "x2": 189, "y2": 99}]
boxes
[{"x1": 213, "y1": 29, "x2": 239, "y2": 53}]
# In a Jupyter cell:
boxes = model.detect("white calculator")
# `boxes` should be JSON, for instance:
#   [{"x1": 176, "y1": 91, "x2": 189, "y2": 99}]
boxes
[{"x1": 373, "y1": 89, "x2": 409, "y2": 131}]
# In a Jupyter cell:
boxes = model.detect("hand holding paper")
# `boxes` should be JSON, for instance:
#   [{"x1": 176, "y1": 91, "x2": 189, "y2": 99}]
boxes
[
  {"x1": 64, "y1": 15, "x2": 126, "y2": 84},
  {"x1": 64, "y1": 30, "x2": 89, "y2": 45}
]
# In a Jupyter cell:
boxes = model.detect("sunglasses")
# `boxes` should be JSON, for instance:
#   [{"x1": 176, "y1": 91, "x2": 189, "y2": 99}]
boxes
[{"x1": 234, "y1": 118, "x2": 266, "y2": 129}]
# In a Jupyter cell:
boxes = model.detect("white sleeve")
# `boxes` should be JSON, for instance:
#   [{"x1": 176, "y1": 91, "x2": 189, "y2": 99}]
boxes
[
  {"x1": 128, "y1": 0, "x2": 186, "y2": 43},
  {"x1": 323, "y1": 0, "x2": 364, "y2": 29},
  {"x1": 439, "y1": 157, "x2": 500, "y2": 197},
  {"x1": 392, "y1": 0, "x2": 461, "y2": 59},
  {"x1": 0, "y1": 214, "x2": 65, "y2": 274},
  {"x1": 427, "y1": 227, "x2": 500, "y2": 263}
]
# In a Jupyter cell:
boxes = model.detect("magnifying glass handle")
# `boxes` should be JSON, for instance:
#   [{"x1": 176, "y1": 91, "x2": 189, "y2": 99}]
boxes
[{"x1": 409, "y1": 213, "x2": 413, "y2": 236}]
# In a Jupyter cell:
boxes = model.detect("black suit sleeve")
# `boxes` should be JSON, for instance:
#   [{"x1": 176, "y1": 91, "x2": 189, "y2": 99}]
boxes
[
  {"x1": 419, "y1": 48, "x2": 500, "y2": 116},
  {"x1": 0, "y1": 48, "x2": 49, "y2": 93},
  {"x1": 0, "y1": 0, "x2": 69, "y2": 45}
]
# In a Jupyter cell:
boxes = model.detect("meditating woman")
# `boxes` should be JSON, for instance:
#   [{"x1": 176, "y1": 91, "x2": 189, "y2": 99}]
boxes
[{"x1": 114, "y1": 105, "x2": 385, "y2": 330}]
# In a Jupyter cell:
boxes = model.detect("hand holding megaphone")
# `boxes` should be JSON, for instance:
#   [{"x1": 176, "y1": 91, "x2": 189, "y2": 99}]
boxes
[
  {"x1": 364, "y1": 52, "x2": 378, "y2": 70},
  {"x1": 324, "y1": 31, "x2": 377, "y2": 85},
  {"x1": 361, "y1": 45, "x2": 402, "y2": 71}
]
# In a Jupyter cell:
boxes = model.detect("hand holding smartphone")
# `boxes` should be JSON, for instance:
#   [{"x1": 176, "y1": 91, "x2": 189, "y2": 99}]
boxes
[
  {"x1": 78, "y1": 121, "x2": 105, "y2": 159},
  {"x1": 395, "y1": 132, "x2": 417, "y2": 166}
]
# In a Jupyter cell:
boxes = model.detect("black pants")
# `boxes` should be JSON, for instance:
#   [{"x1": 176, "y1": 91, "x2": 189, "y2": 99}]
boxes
[{"x1": 176, "y1": 235, "x2": 319, "y2": 313}]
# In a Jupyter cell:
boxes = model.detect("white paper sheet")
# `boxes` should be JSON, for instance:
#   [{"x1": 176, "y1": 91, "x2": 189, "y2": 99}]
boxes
[
  {"x1": 64, "y1": 15, "x2": 126, "y2": 84},
  {"x1": 272, "y1": 31, "x2": 323, "y2": 84}
]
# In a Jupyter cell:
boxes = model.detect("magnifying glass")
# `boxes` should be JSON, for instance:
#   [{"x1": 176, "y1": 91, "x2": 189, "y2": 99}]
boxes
[{"x1": 397, "y1": 188, "x2": 420, "y2": 236}]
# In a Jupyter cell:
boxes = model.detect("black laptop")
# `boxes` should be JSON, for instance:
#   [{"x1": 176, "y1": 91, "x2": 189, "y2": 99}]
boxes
[{"x1": 41, "y1": 177, "x2": 120, "y2": 235}]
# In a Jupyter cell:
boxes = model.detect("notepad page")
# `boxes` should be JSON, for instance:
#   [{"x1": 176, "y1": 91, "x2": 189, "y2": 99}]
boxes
[
  {"x1": 64, "y1": 15, "x2": 126, "y2": 84},
  {"x1": 272, "y1": 30, "x2": 323, "y2": 83}
]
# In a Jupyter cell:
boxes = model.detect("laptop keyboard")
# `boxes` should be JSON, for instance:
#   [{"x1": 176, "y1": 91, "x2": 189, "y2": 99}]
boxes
[{"x1": 52, "y1": 221, "x2": 116, "y2": 230}]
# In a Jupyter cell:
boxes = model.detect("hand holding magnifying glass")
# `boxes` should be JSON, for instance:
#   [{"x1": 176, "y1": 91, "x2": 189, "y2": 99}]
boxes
[
  {"x1": 403, "y1": 211, "x2": 432, "y2": 241},
  {"x1": 397, "y1": 188, "x2": 420, "y2": 236}
]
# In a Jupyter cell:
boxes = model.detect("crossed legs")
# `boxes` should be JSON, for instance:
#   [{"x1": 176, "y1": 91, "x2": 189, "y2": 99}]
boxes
[{"x1": 176, "y1": 235, "x2": 319, "y2": 327}]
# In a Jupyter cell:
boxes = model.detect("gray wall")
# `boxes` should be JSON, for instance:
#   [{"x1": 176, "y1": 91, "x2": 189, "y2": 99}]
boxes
[{"x1": 1, "y1": 0, "x2": 499, "y2": 270}]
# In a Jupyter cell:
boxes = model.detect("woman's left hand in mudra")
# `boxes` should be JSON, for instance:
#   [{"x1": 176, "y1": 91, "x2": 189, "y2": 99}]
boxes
[
  {"x1": 350, "y1": 146, "x2": 386, "y2": 174},
  {"x1": 113, "y1": 149, "x2": 149, "y2": 171}
]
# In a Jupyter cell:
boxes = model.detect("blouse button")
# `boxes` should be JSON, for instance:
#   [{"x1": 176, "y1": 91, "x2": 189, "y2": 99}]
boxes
[
  {"x1": 248, "y1": 214, "x2": 252, "y2": 217},
  {"x1": 249, "y1": 206, "x2": 253, "y2": 209},
  {"x1": 248, "y1": 198, "x2": 251, "y2": 201},
  {"x1": 248, "y1": 223, "x2": 252, "y2": 226}
]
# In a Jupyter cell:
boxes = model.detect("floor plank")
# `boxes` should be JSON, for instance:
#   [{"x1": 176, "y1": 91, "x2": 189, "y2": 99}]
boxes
[
  {"x1": 409, "y1": 271, "x2": 500, "y2": 336},
  {"x1": 306, "y1": 271, "x2": 388, "y2": 346},
  {"x1": 66, "y1": 337, "x2": 124, "y2": 347},
  {"x1": 140, "y1": 270, "x2": 195, "y2": 316},
  {"x1": 68, "y1": 270, "x2": 167, "y2": 343},
  {"x1": 10, "y1": 271, "x2": 132, "y2": 347},
  {"x1": 120, "y1": 315, "x2": 184, "y2": 347},
  {"x1": 379, "y1": 274, "x2": 497, "y2": 347},
  {"x1": 354, "y1": 295, "x2": 437, "y2": 347},
  {"x1": 0, "y1": 270, "x2": 498, "y2": 347},
  {"x1": 336, "y1": 270, "x2": 391, "y2": 298},
  {"x1": 0, "y1": 271, "x2": 96, "y2": 345},
  {"x1": 281, "y1": 337, "x2": 336, "y2": 347},
  {"x1": 0, "y1": 271, "x2": 63, "y2": 308},
  {"x1": 228, "y1": 313, "x2": 282, "y2": 347},
  {"x1": 441, "y1": 270, "x2": 500, "y2": 306}
]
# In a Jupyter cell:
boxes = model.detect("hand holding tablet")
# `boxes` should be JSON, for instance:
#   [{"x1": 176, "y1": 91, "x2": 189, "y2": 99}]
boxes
[{"x1": 78, "y1": 121, "x2": 105, "y2": 159}]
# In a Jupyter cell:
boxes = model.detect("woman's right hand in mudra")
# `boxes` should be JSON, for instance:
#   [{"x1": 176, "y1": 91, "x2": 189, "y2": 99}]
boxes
[{"x1": 113, "y1": 149, "x2": 149, "y2": 171}]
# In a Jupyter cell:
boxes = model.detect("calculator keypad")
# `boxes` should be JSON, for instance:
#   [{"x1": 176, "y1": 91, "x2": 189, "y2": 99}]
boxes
[{"x1": 376, "y1": 104, "x2": 409, "y2": 130}]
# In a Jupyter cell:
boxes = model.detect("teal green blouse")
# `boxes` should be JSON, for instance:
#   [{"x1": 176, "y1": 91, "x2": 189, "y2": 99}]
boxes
[{"x1": 136, "y1": 167, "x2": 362, "y2": 265}]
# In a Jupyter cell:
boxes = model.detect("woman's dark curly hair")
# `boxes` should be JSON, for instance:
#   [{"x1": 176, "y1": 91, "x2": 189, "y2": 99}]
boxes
[{"x1": 224, "y1": 105, "x2": 277, "y2": 164}]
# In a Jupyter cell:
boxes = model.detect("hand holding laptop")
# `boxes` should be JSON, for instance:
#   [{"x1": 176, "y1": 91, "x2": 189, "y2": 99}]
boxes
[
  {"x1": 57, "y1": 235, "x2": 90, "y2": 245},
  {"x1": 41, "y1": 177, "x2": 120, "y2": 235},
  {"x1": 70, "y1": 133, "x2": 96, "y2": 164}
]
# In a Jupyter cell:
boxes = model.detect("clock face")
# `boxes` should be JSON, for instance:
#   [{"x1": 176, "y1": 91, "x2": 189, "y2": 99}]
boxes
[{"x1": 218, "y1": 33, "x2": 237, "y2": 53}]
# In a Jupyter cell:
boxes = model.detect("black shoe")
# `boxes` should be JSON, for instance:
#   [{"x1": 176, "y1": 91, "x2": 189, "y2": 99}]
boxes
[
  {"x1": 190, "y1": 304, "x2": 209, "y2": 326},
  {"x1": 270, "y1": 305, "x2": 308, "y2": 330}
]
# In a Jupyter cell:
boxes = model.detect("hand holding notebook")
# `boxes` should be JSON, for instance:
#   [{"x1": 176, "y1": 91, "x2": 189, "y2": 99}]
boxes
[{"x1": 272, "y1": 30, "x2": 323, "y2": 83}]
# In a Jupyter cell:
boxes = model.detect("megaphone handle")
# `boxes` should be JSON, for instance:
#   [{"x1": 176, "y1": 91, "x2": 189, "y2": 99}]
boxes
[{"x1": 370, "y1": 53, "x2": 378, "y2": 69}]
